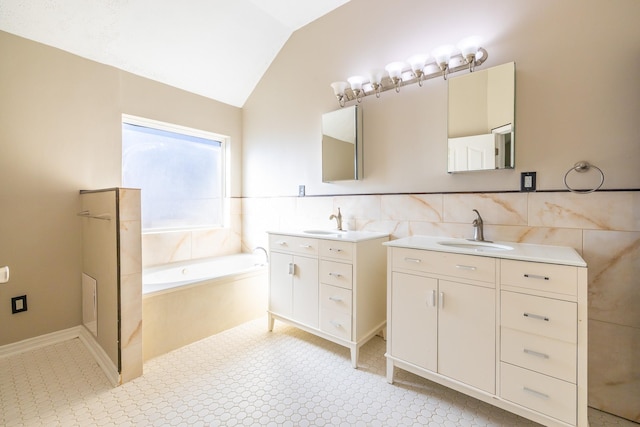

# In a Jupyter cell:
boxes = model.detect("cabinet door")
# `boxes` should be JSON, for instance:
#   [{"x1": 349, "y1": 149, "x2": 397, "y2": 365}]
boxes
[
  {"x1": 269, "y1": 252, "x2": 293, "y2": 317},
  {"x1": 390, "y1": 272, "x2": 438, "y2": 371},
  {"x1": 292, "y1": 255, "x2": 319, "y2": 328},
  {"x1": 438, "y1": 280, "x2": 495, "y2": 393}
]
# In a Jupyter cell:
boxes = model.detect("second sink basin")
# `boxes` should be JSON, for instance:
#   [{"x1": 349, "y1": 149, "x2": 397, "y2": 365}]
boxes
[
  {"x1": 437, "y1": 240, "x2": 514, "y2": 251},
  {"x1": 303, "y1": 230, "x2": 341, "y2": 235}
]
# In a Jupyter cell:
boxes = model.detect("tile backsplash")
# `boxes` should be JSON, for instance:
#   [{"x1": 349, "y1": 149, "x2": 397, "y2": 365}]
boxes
[{"x1": 242, "y1": 190, "x2": 640, "y2": 422}]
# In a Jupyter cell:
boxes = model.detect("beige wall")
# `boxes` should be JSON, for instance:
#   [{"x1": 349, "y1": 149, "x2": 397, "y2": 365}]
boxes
[
  {"x1": 242, "y1": 0, "x2": 640, "y2": 195},
  {"x1": 0, "y1": 30, "x2": 243, "y2": 346}
]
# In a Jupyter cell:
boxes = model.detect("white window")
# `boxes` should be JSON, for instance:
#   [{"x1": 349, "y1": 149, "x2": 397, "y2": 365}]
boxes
[{"x1": 122, "y1": 115, "x2": 227, "y2": 231}]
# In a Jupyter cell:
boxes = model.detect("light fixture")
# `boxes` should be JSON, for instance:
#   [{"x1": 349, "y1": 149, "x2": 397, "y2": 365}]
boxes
[
  {"x1": 329, "y1": 36, "x2": 487, "y2": 107},
  {"x1": 457, "y1": 36, "x2": 483, "y2": 71},
  {"x1": 385, "y1": 61, "x2": 406, "y2": 93},
  {"x1": 368, "y1": 68, "x2": 387, "y2": 98},
  {"x1": 406, "y1": 53, "x2": 429, "y2": 86},
  {"x1": 347, "y1": 75, "x2": 365, "y2": 102},
  {"x1": 431, "y1": 44, "x2": 456, "y2": 80},
  {"x1": 330, "y1": 81, "x2": 349, "y2": 107}
]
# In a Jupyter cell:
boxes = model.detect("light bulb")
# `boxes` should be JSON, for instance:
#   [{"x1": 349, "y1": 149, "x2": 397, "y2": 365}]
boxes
[
  {"x1": 385, "y1": 62, "x2": 405, "y2": 80},
  {"x1": 347, "y1": 75, "x2": 364, "y2": 91}
]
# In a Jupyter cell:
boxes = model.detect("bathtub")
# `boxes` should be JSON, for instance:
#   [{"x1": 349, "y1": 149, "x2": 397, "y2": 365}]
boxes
[
  {"x1": 142, "y1": 253, "x2": 268, "y2": 361},
  {"x1": 143, "y1": 253, "x2": 267, "y2": 295}
]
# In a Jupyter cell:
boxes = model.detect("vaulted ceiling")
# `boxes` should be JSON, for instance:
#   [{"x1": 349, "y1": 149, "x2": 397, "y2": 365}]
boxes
[{"x1": 0, "y1": 0, "x2": 350, "y2": 107}]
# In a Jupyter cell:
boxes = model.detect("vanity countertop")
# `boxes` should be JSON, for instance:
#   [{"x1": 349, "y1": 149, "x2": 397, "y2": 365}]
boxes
[
  {"x1": 268, "y1": 230, "x2": 389, "y2": 243},
  {"x1": 384, "y1": 235, "x2": 587, "y2": 267}
]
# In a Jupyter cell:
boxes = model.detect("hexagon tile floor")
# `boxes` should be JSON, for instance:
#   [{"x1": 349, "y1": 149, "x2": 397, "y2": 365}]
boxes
[{"x1": 1, "y1": 318, "x2": 637, "y2": 426}]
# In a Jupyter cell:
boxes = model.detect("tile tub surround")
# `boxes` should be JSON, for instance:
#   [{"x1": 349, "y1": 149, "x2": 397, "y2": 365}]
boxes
[{"x1": 242, "y1": 190, "x2": 640, "y2": 422}]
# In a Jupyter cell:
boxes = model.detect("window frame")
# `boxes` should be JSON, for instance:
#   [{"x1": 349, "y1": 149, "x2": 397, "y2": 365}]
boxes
[{"x1": 121, "y1": 114, "x2": 230, "y2": 232}]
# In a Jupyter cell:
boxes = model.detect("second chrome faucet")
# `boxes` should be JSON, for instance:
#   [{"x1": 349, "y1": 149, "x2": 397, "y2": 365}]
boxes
[{"x1": 470, "y1": 209, "x2": 491, "y2": 242}]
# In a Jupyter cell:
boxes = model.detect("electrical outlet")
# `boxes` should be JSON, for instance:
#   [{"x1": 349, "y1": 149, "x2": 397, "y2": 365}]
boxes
[
  {"x1": 521, "y1": 172, "x2": 536, "y2": 192},
  {"x1": 11, "y1": 295, "x2": 27, "y2": 314},
  {"x1": 298, "y1": 185, "x2": 305, "y2": 197}
]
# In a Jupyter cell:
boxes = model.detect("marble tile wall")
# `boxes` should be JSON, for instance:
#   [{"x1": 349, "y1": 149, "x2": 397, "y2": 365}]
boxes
[
  {"x1": 241, "y1": 190, "x2": 640, "y2": 422},
  {"x1": 142, "y1": 198, "x2": 242, "y2": 267}
]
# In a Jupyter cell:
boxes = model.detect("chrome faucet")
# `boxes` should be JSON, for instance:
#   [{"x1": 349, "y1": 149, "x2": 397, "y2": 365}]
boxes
[
  {"x1": 470, "y1": 209, "x2": 490, "y2": 242},
  {"x1": 329, "y1": 207, "x2": 343, "y2": 231}
]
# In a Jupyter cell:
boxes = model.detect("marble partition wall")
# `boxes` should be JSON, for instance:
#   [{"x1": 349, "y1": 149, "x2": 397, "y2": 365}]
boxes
[
  {"x1": 241, "y1": 190, "x2": 640, "y2": 422},
  {"x1": 118, "y1": 188, "x2": 143, "y2": 383}
]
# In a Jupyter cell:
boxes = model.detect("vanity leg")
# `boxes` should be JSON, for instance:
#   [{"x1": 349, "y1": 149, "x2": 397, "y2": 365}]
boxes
[
  {"x1": 267, "y1": 313, "x2": 275, "y2": 332},
  {"x1": 386, "y1": 358, "x2": 395, "y2": 384},
  {"x1": 350, "y1": 346, "x2": 359, "y2": 369}
]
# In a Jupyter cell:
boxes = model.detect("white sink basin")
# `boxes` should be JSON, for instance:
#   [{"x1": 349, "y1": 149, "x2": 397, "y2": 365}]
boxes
[
  {"x1": 303, "y1": 230, "x2": 341, "y2": 235},
  {"x1": 437, "y1": 240, "x2": 514, "y2": 252}
]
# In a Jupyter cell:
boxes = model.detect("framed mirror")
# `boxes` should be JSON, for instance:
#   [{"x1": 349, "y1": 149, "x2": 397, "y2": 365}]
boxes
[
  {"x1": 321, "y1": 105, "x2": 363, "y2": 182},
  {"x1": 447, "y1": 62, "x2": 515, "y2": 173}
]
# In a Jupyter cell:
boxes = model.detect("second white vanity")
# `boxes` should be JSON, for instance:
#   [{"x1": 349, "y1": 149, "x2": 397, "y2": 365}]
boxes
[
  {"x1": 384, "y1": 236, "x2": 588, "y2": 427},
  {"x1": 268, "y1": 230, "x2": 389, "y2": 368}
]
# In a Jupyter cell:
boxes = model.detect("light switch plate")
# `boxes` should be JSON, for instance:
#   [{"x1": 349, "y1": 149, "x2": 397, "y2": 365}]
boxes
[{"x1": 521, "y1": 172, "x2": 536, "y2": 192}]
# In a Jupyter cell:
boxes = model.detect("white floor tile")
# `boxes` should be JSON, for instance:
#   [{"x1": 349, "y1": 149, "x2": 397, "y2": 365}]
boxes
[{"x1": 1, "y1": 318, "x2": 637, "y2": 426}]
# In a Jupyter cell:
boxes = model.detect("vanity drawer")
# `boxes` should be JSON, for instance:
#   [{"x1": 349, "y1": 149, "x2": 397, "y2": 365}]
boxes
[
  {"x1": 320, "y1": 284, "x2": 352, "y2": 315},
  {"x1": 320, "y1": 260, "x2": 353, "y2": 289},
  {"x1": 501, "y1": 291, "x2": 576, "y2": 343},
  {"x1": 320, "y1": 307, "x2": 352, "y2": 341},
  {"x1": 501, "y1": 362, "x2": 576, "y2": 425},
  {"x1": 319, "y1": 239, "x2": 354, "y2": 262},
  {"x1": 392, "y1": 248, "x2": 495, "y2": 283},
  {"x1": 501, "y1": 327, "x2": 576, "y2": 383},
  {"x1": 501, "y1": 259, "x2": 577, "y2": 296},
  {"x1": 269, "y1": 234, "x2": 319, "y2": 256}
]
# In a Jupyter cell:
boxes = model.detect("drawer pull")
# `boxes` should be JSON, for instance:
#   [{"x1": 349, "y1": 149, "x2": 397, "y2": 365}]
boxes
[
  {"x1": 523, "y1": 312, "x2": 550, "y2": 322},
  {"x1": 455, "y1": 264, "x2": 477, "y2": 271},
  {"x1": 523, "y1": 387, "x2": 549, "y2": 399},
  {"x1": 330, "y1": 320, "x2": 343, "y2": 328},
  {"x1": 329, "y1": 248, "x2": 343, "y2": 253},
  {"x1": 288, "y1": 263, "x2": 295, "y2": 275},
  {"x1": 523, "y1": 348, "x2": 550, "y2": 359},
  {"x1": 299, "y1": 244, "x2": 312, "y2": 249},
  {"x1": 439, "y1": 292, "x2": 445, "y2": 309},
  {"x1": 404, "y1": 257, "x2": 422, "y2": 263},
  {"x1": 328, "y1": 272, "x2": 343, "y2": 278},
  {"x1": 328, "y1": 296, "x2": 343, "y2": 302},
  {"x1": 524, "y1": 273, "x2": 550, "y2": 281},
  {"x1": 275, "y1": 240, "x2": 287, "y2": 246}
]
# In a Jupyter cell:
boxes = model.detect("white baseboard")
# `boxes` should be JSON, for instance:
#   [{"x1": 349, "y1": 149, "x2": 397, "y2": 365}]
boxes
[
  {"x1": 77, "y1": 326, "x2": 120, "y2": 386},
  {"x1": 0, "y1": 326, "x2": 120, "y2": 387}
]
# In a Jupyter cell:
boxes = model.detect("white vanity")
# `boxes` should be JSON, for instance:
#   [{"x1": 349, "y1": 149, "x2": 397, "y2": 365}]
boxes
[
  {"x1": 267, "y1": 230, "x2": 389, "y2": 368},
  {"x1": 384, "y1": 236, "x2": 588, "y2": 427}
]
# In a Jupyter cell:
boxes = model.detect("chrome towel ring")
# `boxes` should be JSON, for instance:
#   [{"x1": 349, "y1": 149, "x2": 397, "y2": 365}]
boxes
[{"x1": 563, "y1": 161, "x2": 604, "y2": 194}]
